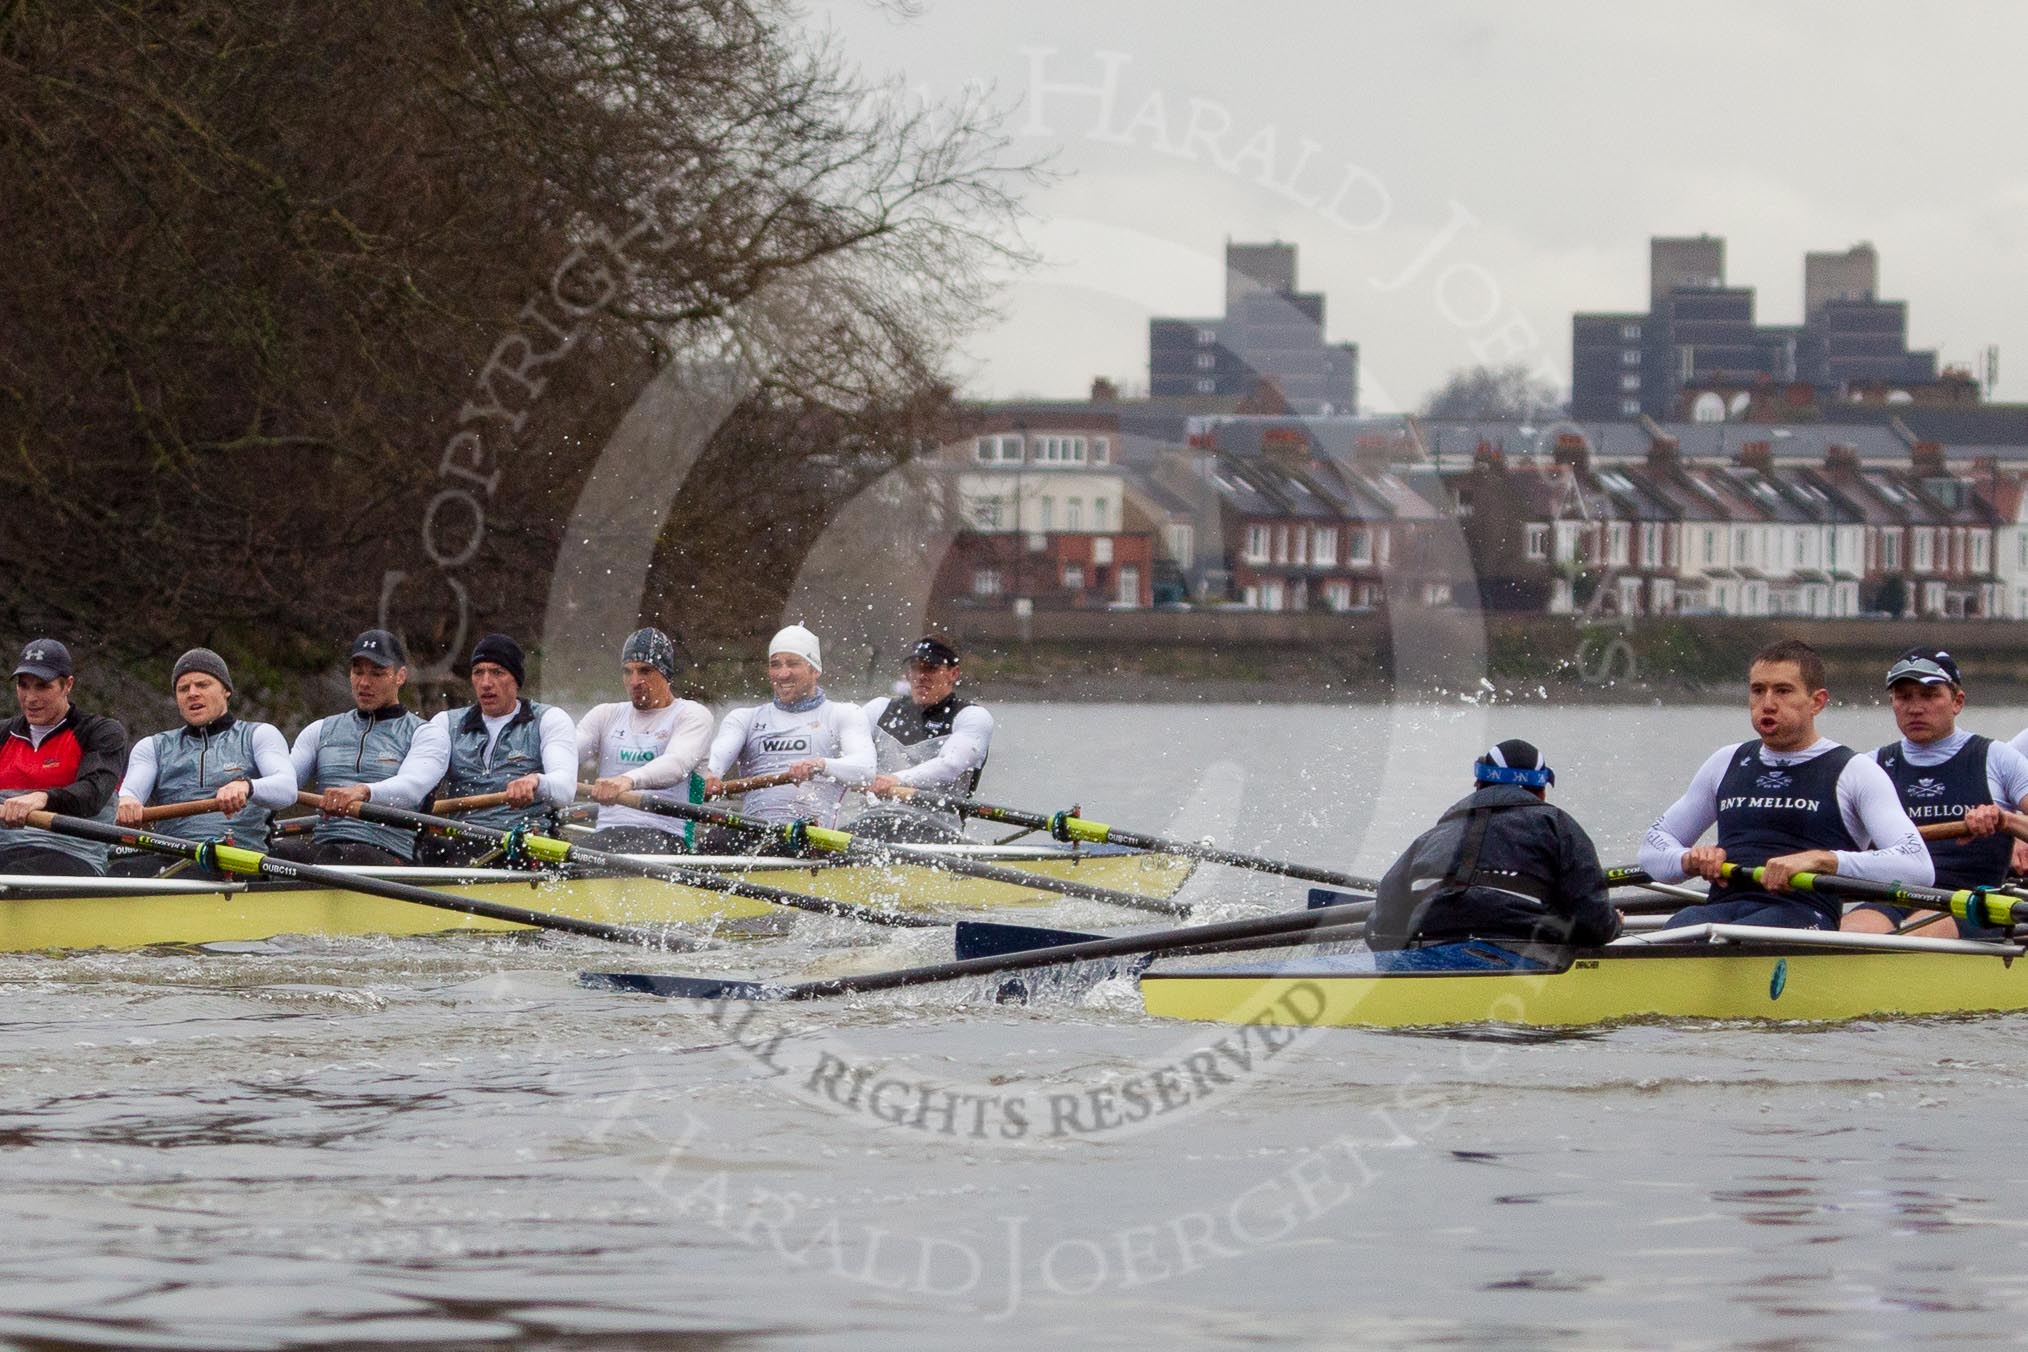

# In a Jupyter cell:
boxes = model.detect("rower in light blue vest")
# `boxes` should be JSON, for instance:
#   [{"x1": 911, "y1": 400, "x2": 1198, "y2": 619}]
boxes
[
  {"x1": 285, "y1": 630, "x2": 450, "y2": 865},
  {"x1": 112, "y1": 648, "x2": 297, "y2": 876},
  {"x1": 415, "y1": 633, "x2": 577, "y2": 867}
]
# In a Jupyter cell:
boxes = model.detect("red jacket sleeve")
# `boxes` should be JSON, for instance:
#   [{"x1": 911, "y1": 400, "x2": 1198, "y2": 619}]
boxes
[{"x1": 43, "y1": 713, "x2": 128, "y2": 817}]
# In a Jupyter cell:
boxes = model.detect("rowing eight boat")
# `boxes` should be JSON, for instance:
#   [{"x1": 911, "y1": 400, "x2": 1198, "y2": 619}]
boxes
[
  {"x1": 1137, "y1": 923, "x2": 2028, "y2": 1028},
  {"x1": 0, "y1": 844, "x2": 1193, "y2": 953}
]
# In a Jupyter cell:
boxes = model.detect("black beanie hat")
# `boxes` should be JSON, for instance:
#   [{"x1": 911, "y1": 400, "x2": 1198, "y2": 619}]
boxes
[{"x1": 468, "y1": 633, "x2": 526, "y2": 687}]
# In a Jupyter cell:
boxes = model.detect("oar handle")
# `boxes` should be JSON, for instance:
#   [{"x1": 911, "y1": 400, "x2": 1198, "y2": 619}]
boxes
[
  {"x1": 715, "y1": 770, "x2": 803, "y2": 797},
  {"x1": 138, "y1": 797, "x2": 224, "y2": 823},
  {"x1": 430, "y1": 791, "x2": 512, "y2": 814},
  {"x1": 1920, "y1": 821, "x2": 1972, "y2": 842}
]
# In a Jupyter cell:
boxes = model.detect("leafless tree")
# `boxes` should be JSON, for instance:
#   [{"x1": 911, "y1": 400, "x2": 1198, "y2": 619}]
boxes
[{"x1": 0, "y1": 0, "x2": 1032, "y2": 686}]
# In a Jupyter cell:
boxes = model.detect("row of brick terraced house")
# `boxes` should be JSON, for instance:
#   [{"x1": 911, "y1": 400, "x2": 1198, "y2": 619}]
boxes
[{"x1": 926, "y1": 400, "x2": 2028, "y2": 621}]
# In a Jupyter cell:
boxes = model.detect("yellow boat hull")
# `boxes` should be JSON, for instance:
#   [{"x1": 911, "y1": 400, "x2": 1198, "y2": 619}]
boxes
[
  {"x1": 2, "y1": 850, "x2": 1193, "y2": 953},
  {"x1": 1139, "y1": 943, "x2": 2028, "y2": 1028}
]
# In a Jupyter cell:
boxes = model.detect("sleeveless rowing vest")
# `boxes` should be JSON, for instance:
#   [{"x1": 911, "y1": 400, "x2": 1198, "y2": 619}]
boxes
[
  {"x1": 1876, "y1": 736, "x2": 2013, "y2": 891},
  {"x1": 872, "y1": 694, "x2": 987, "y2": 795},
  {"x1": 313, "y1": 706, "x2": 425, "y2": 858},
  {"x1": 1713, "y1": 744, "x2": 1858, "y2": 916},
  {"x1": 441, "y1": 699, "x2": 555, "y2": 833},
  {"x1": 147, "y1": 716, "x2": 273, "y2": 845}
]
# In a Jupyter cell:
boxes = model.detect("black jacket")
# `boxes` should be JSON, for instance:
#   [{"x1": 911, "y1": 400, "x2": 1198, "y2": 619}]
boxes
[{"x1": 1368, "y1": 784, "x2": 1619, "y2": 951}]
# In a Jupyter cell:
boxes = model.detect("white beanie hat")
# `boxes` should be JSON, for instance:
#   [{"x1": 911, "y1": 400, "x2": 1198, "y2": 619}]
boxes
[{"x1": 768, "y1": 623, "x2": 822, "y2": 672}]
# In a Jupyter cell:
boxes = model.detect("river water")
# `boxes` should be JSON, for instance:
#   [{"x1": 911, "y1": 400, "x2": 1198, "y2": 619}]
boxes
[{"x1": 6, "y1": 699, "x2": 2028, "y2": 1350}]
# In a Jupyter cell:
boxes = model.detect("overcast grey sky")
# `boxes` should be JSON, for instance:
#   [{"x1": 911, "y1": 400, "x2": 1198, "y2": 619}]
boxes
[{"x1": 811, "y1": 0, "x2": 2028, "y2": 412}]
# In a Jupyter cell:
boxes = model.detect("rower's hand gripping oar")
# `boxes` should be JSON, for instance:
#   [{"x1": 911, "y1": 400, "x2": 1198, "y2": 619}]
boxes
[
  {"x1": 27, "y1": 810, "x2": 707, "y2": 951},
  {"x1": 880, "y1": 786, "x2": 1380, "y2": 892},
  {"x1": 301, "y1": 792, "x2": 942, "y2": 930},
  {"x1": 600, "y1": 788, "x2": 1192, "y2": 916},
  {"x1": 580, "y1": 896, "x2": 1379, "y2": 1002}
]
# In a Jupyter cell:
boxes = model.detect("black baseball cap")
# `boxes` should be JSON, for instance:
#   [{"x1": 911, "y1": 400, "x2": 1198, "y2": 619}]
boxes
[
  {"x1": 12, "y1": 638, "x2": 72, "y2": 681},
  {"x1": 907, "y1": 635, "x2": 961, "y2": 668},
  {"x1": 349, "y1": 629, "x2": 408, "y2": 669},
  {"x1": 1885, "y1": 646, "x2": 1961, "y2": 689}
]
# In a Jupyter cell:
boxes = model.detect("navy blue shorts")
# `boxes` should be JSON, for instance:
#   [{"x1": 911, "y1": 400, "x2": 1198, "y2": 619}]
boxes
[{"x1": 1666, "y1": 897, "x2": 1833, "y2": 931}]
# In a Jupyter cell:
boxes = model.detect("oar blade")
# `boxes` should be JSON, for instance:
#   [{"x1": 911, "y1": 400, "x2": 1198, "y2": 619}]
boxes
[
  {"x1": 1308, "y1": 886, "x2": 1368, "y2": 910},
  {"x1": 954, "y1": 919, "x2": 1108, "y2": 960},
  {"x1": 577, "y1": 971, "x2": 782, "y2": 1001}
]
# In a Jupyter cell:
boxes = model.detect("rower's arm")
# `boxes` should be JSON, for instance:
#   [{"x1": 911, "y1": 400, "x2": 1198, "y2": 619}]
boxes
[
  {"x1": 369, "y1": 716, "x2": 450, "y2": 808},
  {"x1": 118, "y1": 732, "x2": 161, "y2": 807},
  {"x1": 573, "y1": 704, "x2": 613, "y2": 776},
  {"x1": 44, "y1": 714, "x2": 127, "y2": 817},
  {"x1": 288, "y1": 719, "x2": 325, "y2": 790},
  {"x1": 532, "y1": 706, "x2": 579, "y2": 809},
  {"x1": 706, "y1": 707, "x2": 754, "y2": 779},
  {"x1": 1832, "y1": 756, "x2": 1935, "y2": 887},
  {"x1": 821, "y1": 705, "x2": 877, "y2": 786},
  {"x1": 889, "y1": 706, "x2": 995, "y2": 789},
  {"x1": 1637, "y1": 745, "x2": 1732, "y2": 882},
  {"x1": 245, "y1": 722, "x2": 300, "y2": 809},
  {"x1": 623, "y1": 701, "x2": 715, "y2": 791}
]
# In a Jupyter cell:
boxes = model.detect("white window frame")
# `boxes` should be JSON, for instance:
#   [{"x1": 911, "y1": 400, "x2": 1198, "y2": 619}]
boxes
[{"x1": 1313, "y1": 526, "x2": 1338, "y2": 566}]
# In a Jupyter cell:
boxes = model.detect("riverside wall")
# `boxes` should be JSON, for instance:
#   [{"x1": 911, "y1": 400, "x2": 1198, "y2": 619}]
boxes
[{"x1": 937, "y1": 609, "x2": 2028, "y2": 701}]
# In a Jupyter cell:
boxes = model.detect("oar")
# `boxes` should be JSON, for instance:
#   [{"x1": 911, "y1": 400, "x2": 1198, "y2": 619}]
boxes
[
  {"x1": 602, "y1": 790, "x2": 1191, "y2": 916},
  {"x1": 1716, "y1": 863, "x2": 2028, "y2": 931},
  {"x1": 26, "y1": 810, "x2": 706, "y2": 951},
  {"x1": 300, "y1": 792, "x2": 942, "y2": 930},
  {"x1": 430, "y1": 791, "x2": 511, "y2": 815},
  {"x1": 1603, "y1": 866, "x2": 1708, "y2": 905},
  {"x1": 139, "y1": 796, "x2": 223, "y2": 823},
  {"x1": 714, "y1": 770, "x2": 801, "y2": 798},
  {"x1": 579, "y1": 898, "x2": 1376, "y2": 1002},
  {"x1": 882, "y1": 786, "x2": 1379, "y2": 890}
]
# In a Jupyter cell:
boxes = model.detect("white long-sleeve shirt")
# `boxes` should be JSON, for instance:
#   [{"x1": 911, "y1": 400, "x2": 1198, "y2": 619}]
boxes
[
  {"x1": 1639, "y1": 738, "x2": 1934, "y2": 887},
  {"x1": 289, "y1": 714, "x2": 451, "y2": 808},
  {"x1": 577, "y1": 699, "x2": 714, "y2": 833},
  {"x1": 859, "y1": 696, "x2": 995, "y2": 789},
  {"x1": 427, "y1": 705, "x2": 578, "y2": 810},
  {"x1": 707, "y1": 696, "x2": 875, "y2": 826},
  {"x1": 119, "y1": 721, "x2": 298, "y2": 810}
]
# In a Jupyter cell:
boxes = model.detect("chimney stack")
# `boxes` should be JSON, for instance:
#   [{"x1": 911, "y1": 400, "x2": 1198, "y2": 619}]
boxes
[
  {"x1": 1739, "y1": 440, "x2": 1774, "y2": 473},
  {"x1": 1911, "y1": 440, "x2": 1947, "y2": 476},
  {"x1": 1551, "y1": 432, "x2": 1591, "y2": 475},
  {"x1": 1646, "y1": 433, "x2": 1681, "y2": 472},
  {"x1": 1823, "y1": 442, "x2": 1860, "y2": 472},
  {"x1": 1090, "y1": 376, "x2": 1120, "y2": 404}
]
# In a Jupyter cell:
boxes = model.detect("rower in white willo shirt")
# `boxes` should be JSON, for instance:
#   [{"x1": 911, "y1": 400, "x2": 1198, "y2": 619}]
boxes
[
  {"x1": 576, "y1": 627, "x2": 714, "y2": 854},
  {"x1": 701, "y1": 624, "x2": 874, "y2": 853},
  {"x1": 855, "y1": 631, "x2": 994, "y2": 843}
]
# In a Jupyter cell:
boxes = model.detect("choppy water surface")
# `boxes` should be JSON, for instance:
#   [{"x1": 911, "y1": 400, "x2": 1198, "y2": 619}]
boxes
[{"x1": 7, "y1": 700, "x2": 2028, "y2": 1350}]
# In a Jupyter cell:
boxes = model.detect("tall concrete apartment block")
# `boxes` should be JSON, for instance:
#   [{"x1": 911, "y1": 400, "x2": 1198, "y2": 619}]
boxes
[
  {"x1": 1149, "y1": 241, "x2": 1359, "y2": 413},
  {"x1": 1572, "y1": 236, "x2": 1934, "y2": 419},
  {"x1": 1805, "y1": 243, "x2": 1878, "y2": 318}
]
